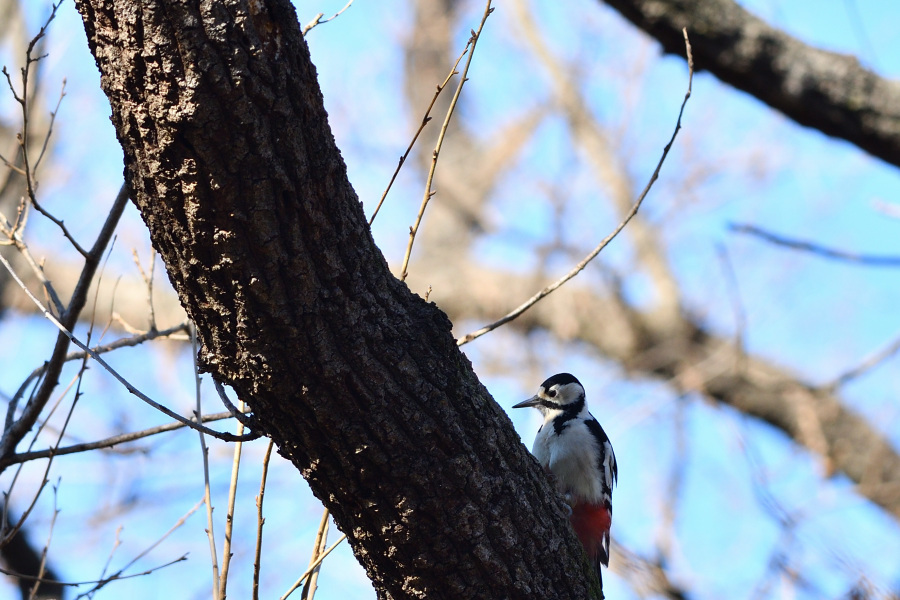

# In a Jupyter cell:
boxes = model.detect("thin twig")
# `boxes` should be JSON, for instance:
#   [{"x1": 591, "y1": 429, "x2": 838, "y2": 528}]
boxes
[
  {"x1": 4, "y1": 555, "x2": 188, "y2": 590},
  {"x1": 3, "y1": 411, "x2": 241, "y2": 466},
  {"x1": 93, "y1": 526, "x2": 123, "y2": 598},
  {"x1": 302, "y1": 0, "x2": 355, "y2": 36},
  {"x1": 26, "y1": 196, "x2": 88, "y2": 256},
  {"x1": 0, "y1": 153, "x2": 26, "y2": 176},
  {"x1": 731, "y1": 223, "x2": 900, "y2": 266},
  {"x1": 252, "y1": 439, "x2": 275, "y2": 600},
  {"x1": 0, "y1": 184, "x2": 130, "y2": 468},
  {"x1": 214, "y1": 379, "x2": 258, "y2": 430},
  {"x1": 3, "y1": 1, "x2": 63, "y2": 242},
  {"x1": 0, "y1": 252, "x2": 258, "y2": 442},
  {"x1": 73, "y1": 499, "x2": 203, "y2": 598},
  {"x1": 399, "y1": 0, "x2": 495, "y2": 281},
  {"x1": 368, "y1": 49, "x2": 470, "y2": 225},
  {"x1": 193, "y1": 327, "x2": 221, "y2": 600},
  {"x1": 302, "y1": 508, "x2": 330, "y2": 600},
  {"x1": 4, "y1": 247, "x2": 150, "y2": 437},
  {"x1": 27, "y1": 482, "x2": 60, "y2": 600},
  {"x1": 131, "y1": 246, "x2": 159, "y2": 331},
  {"x1": 218, "y1": 400, "x2": 245, "y2": 600},
  {"x1": 0, "y1": 373, "x2": 74, "y2": 544},
  {"x1": 2, "y1": 361, "x2": 86, "y2": 548},
  {"x1": 9, "y1": 236, "x2": 65, "y2": 315},
  {"x1": 457, "y1": 29, "x2": 695, "y2": 346},
  {"x1": 32, "y1": 78, "x2": 65, "y2": 173},
  {"x1": 21, "y1": 161, "x2": 87, "y2": 257},
  {"x1": 5, "y1": 322, "x2": 190, "y2": 438},
  {"x1": 54, "y1": 321, "x2": 187, "y2": 367},
  {"x1": 280, "y1": 534, "x2": 348, "y2": 600},
  {"x1": 820, "y1": 334, "x2": 900, "y2": 392}
]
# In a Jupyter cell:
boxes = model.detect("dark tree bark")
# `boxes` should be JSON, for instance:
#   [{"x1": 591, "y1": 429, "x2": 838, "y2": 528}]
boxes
[
  {"x1": 72, "y1": 0, "x2": 600, "y2": 597},
  {"x1": 599, "y1": 0, "x2": 900, "y2": 169}
]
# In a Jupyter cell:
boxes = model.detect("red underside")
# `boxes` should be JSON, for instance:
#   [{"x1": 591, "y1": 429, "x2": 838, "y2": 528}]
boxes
[{"x1": 570, "y1": 502, "x2": 611, "y2": 567}]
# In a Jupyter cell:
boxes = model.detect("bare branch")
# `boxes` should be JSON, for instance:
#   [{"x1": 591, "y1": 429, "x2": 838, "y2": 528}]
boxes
[
  {"x1": 0, "y1": 251, "x2": 258, "y2": 443},
  {"x1": 193, "y1": 327, "x2": 221, "y2": 600},
  {"x1": 4, "y1": 322, "x2": 189, "y2": 440},
  {"x1": 599, "y1": 0, "x2": 900, "y2": 169},
  {"x1": 732, "y1": 223, "x2": 900, "y2": 267},
  {"x1": 821, "y1": 334, "x2": 900, "y2": 391},
  {"x1": 218, "y1": 400, "x2": 246, "y2": 600},
  {"x1": 1, "y1": 554, "x2": 188, "y2": 590},
  {"x1": 369, "y1": 53, "x2": 466, "y2": 226},
  {"x1": 2, "y1": 359, "x2": 87, "y2": 550},
  {"x1": 0, "y1": 152, "x2": 27, "y2": 176},
  {"x1": 6, "y1": 236, "x2": 65, "y2": 316},
  {"x1": 214, "y1": 379, "x2": 259, "y2": 432},
  {"x1": 457, "y1": 29, "x2": 695, "y2": 345},
  {"x1": 252, "y1": 439, "x2": 275, "y2": 600},
  {"x1": 301, "y1": 508, "x2": 330, "y2": 600},
  {"x1": 0, "y1": 183, "x2": 129, "y2": 472},
  {"x1": 280, "y1": 534, "x2": 348, "y2": 600},
  {"x1": 399, "y1": 0, "x2": 495, "y2": 281},
  {"x1": 23, "y1": 196, "x2": 88, "y2": 258},
  {"x1": 26, "y1": 482, "x2": 60, "y2": 600},
  {"x1": 131, "y1": 246, "x2": 159, "y2": 331},
  {"x1": 2, "y1": 411, "x2": 239, "y2": 466},
  {"x1": 301, "y1": 1, "x2": 355, "y2": 37},
  {"x1": 32, "y1": 78, "x2": 66, "y2": 173}
]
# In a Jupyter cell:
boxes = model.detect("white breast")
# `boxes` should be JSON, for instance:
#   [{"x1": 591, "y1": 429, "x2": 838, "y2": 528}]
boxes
[{"x1": 532, "y1": 417, "x2": 605, "y2": 503}]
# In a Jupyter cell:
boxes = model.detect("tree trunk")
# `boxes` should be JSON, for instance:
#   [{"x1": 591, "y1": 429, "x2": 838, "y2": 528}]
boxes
[{"x1": 73, "y1": 0, "x2": 600, "y2": 597}]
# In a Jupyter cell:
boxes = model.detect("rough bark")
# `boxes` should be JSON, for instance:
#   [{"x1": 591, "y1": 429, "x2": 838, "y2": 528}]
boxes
[
  {"x1": 72, "y1": 0, "x2": 600, "y2": 598},
  {"x1": 599, "y1": 0, "x2": 900, "y2": 169}
]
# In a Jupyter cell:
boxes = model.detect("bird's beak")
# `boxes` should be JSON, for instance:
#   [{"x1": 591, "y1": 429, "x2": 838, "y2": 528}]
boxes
[{"x1": 512, "y1": 395, "x2": 540, "y2": 409}]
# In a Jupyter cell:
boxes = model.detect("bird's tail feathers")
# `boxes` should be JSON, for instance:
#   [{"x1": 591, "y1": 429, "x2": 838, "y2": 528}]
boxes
[{"x1": 570, "y1": 501, "x2": 612, "y2": 569}]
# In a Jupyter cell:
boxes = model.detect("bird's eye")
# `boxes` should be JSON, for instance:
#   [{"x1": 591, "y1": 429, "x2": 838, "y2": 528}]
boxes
[{"x1": 547, "y1": 389, "x2": 557, "y2": 398}]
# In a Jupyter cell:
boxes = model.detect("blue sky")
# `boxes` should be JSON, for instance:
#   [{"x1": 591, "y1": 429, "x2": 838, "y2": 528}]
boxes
[{"x1": 2, "y1": 0, "x2": 900, "y2": 598}]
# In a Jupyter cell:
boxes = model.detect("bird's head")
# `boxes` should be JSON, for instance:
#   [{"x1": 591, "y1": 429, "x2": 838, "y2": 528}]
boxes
[{"x1": 513, "y1": 373, "x2": 585, "y2": 414}]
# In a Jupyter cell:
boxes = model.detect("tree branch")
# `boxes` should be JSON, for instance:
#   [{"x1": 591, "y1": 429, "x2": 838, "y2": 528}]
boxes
[
  {"x1": 0, "y1": 184, "x2": 128, "y2": 465},
  {"x1": 732, "y1": 223, "x2": 900, "y2": 266},
  {"x1": 598, "y1": 0, "x2": 900, "y2": 169},
  {"x1": 1, "y1": 411, "x2": 239, "y2": 467},
  {"x1": 458, "y1": 27, "x2": 693, "y2": 345}
]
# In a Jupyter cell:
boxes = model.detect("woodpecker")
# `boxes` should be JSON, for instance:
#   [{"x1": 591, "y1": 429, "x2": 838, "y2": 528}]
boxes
[{"x1": 513, "y1": 373, "x2": 617, "y2": 578}]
